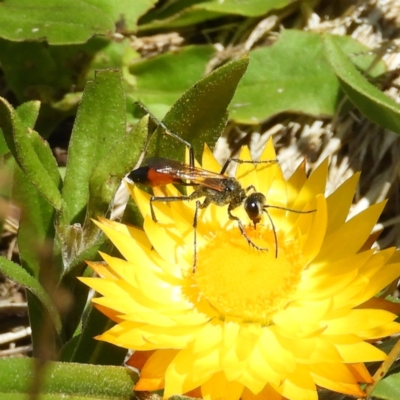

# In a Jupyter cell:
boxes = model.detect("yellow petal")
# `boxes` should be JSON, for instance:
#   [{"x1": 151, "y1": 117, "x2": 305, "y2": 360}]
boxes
[
  {"x1": 135, "y1": 349, "x2": 178, "y2": 391},
  {"x1": 201, "y1": 372, "x2": 244, "y2": 400},
  {"x1": 242, "y1": 384, "x2": 284, "y2": 400},
  {"x1": 279, "y1": 365, "x2": 317, "y2": 400},
  {"x1": 310, "y1": 363, "x2": 367, "y2": 396},
  {"x1": 335, "y1": 339, "x2": 386, "y2": 362},
  {"x1": 292, "y1": 159, "x2": 328, "y2": 209},
  {"x1": 314, "y1": 201, "x2": 387, "y2": 263},
  {"x1": 326, "y1": 173, "x2": 360, "y2": 234}
]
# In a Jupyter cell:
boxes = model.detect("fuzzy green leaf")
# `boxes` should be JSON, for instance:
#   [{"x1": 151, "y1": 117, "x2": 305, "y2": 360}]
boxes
[
  {"x1": 323, "y1": 34, "x2": 400, "y2": 134},
  {"x1": 89, "y1": 0, "x2": 158, "y2": 31},
  {"x1": 197, "y1": 0, "x2": 291, "y2": 17},
  {"x1": 138, "y1": 0, "x2": 222, "y2": 31},
  {"x1": 373, "y1": 372, "x2": 400, "y2": 399},
  {"x1": 61, "y1": 69, "x2": 126, "y2": 225},
  {"x1": 0, "y1": 0, "x2": 114, "y2": 45},
  {"x1": 0, "y1": 97, "x2": 62, "y2": 209},
  {"x1": 230, "y1": 30, "x2": 386, "y2": 123},
  {"x1": 150, "y1": 55, "x2": 250, "y2": 162},
  {"x1": 129, "y1": 45, "x2": 216, "y2": 119},
  {"x1": 63, "y1": 306, "x2": 127, "y2": 365},
  {"x1": 84, "y1": 115, "x2": 148, "y2": 234},
  {"x1": 0, "y1": 358, "x2": 137, "y2": 399}
]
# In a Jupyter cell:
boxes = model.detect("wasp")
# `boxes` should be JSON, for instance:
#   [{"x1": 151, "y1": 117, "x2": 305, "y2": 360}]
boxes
[{"x1": 128, "y1": 104, "x2": 316, "y2": 267}]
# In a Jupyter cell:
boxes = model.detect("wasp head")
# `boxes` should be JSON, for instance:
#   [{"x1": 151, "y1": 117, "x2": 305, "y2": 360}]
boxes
[{"x1": 244, "y1": 192, "x2": 266, "y2": 226}]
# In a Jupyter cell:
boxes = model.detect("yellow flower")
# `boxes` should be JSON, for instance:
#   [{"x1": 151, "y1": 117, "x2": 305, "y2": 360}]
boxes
[{"x1": 80, "y1": 139, "x2": 400, "y2": 400}]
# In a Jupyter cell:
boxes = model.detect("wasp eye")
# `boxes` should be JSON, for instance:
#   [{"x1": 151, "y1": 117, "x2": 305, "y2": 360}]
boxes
[
  {"x1": 244, "y1": 193, "x2": 266, "y2": 223},
  {"x1": 245, "y1": 200, "x2": 261, "y2": 220}
]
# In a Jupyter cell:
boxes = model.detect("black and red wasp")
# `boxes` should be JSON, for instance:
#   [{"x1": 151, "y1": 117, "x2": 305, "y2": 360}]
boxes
[{"x1": 127, "y1": 104, "x2": 316, "y2": 267}]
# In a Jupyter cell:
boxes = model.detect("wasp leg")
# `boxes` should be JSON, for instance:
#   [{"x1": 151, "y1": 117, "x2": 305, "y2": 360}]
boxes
[
  {"x1": 192, "y1": 200, "x2": 202, "y2": 272},
  {"x1": 227, "y1": 207, "x2": 270, "y2": 253},
  {"x1": 149, "y1": 186, "x2": 206, "y2": 221},
  {"x1": 150, "y1": 191, "x2": 205, "y2": 272},
  {"x1": 134, "y1": 102, "x2": 195, "y2": 167},
  {"x1": 245, "y1": 185, "x2": 256, "y2": 193},
  {"x1": 150, "y1": 193, "x2": 194, "y2": 222}
]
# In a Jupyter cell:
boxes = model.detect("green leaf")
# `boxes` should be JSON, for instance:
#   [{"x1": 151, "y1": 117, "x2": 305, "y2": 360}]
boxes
[
  {"x1": 151, "y1": 55, "x2": 250, "y2": 162},
  {"x1": 0, "y1": 39, "x2": 62, "y2": 103},
  {"x1": 28, "y1": 130, "x2": 63, "y2": 189},
  {"x1": 0, "y1": 0, "x2": 114, "y2": 45},
  {"x1": 87, "y1": 0, "x2": 158, "y2": 31},
  {"x1": 197, "y1": 0, "x2": 291, "y2": 17},
  {"x1": 0, "y1": 130, "x2": 8, "y2": 157},
  {"x1": 61, "y1": 69, "x2": 126, "y2": 225},
  {"x1": 84, "y1": 115, "x2": 148, "y2": 236},
  {"x1": 65, "y1": 306, "x2": 127, "y2": 365},
  {"x1": 138, "y1": 0, "x2": 223, "y2": 31},
  {"x1": 0, "y1": 156, "x2": 13, "y2": 205},
  {"x1": 323, "y1": 34, "x2": 400, "y2": 134},
  {"x1": 373, "y1": 372, "x2": 400, "y2": 399},
  {"x1": 0, "y1": 38, "x2": 109, "y2": 104},
  {"x1": 0, "y1": 358, "x2": 137, "y2": 399},
  {"x1": 139, "y1": 0, "x2": 291, "y2": 29},
  {"x1": 0, "y1": 97, "x2": 62, "y2": 209},
  {"x1": 13, "y1": 164, "x2": 59, "y2": 279},
  {"x1": 59, "y1": 236, "x2": 111, "y2": 338},
  {"x1": 15, "y1": 101, "x2": 40, "y2": 129},
  {"x1": 138, "y1": 0, "x2": 292, "y2": 30},
  {"x1": 26, "y1": 291, "x2": 61, "y2": 359},
  {"x1": 129, "y1": 45, "x2": 216, "y2": 119},
  {"x1": 122, "y1": 196, "x2": 143, "y2": 227},
  {"x1": 89, "y1": 38, "x2": 139, "y2": 72},
  {"x1": 0, "y1": 100, "x2": 40, "y2": 156},
  {"x1": 0, "y1": 256, "x2": 61, "y2": 334},
  {"x1": 15, "y1": 102, "x2": 62, "y2": 192},
  {"x1": 230, "y1": 30, "x2": 387, "y2": 124},
  {"x1": 334, "y1": 36, "x2": 387, "y2": 78},
  {"x1": 5, "y1": 157, "x2": 61, "y2": 354}
]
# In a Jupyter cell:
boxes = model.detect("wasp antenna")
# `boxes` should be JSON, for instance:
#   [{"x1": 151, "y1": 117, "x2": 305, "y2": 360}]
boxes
[
  {"x1": 263, "y1": 207, "x2": 278, "y2": 258},
  {"x1": 220, "y1": 157, "x2": 278, "y2": 175},
  {"x1": 229, "y1": 158, "x2": 278, "y2": 166},
  {"x1": 265, "y1": 205, "x2": 317, "y2": 214}
]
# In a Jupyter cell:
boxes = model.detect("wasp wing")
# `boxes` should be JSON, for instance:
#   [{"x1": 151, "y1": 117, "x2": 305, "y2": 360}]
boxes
[{"x1": 140, "y1": 157, "x2": 227, "y2": 191}]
